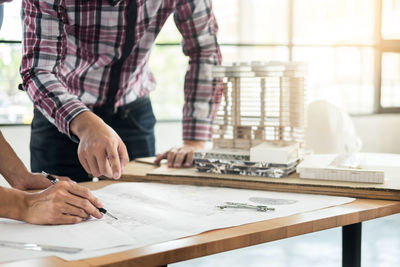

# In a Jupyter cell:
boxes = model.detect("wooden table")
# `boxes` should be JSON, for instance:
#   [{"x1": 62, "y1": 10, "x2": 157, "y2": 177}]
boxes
[{"x1": 3, "y1": 161, "x2": 400, "y2": 267}]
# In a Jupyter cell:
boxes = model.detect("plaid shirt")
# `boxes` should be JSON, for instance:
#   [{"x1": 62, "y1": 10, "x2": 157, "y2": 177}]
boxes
[{"x1": 21, "y1": 0, "x2": 222, "y2": 141}]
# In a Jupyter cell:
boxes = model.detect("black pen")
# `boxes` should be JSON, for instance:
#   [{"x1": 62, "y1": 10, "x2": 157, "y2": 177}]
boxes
[{"x1": 41, "y1": 171, "x2": 118, "y2": 220}]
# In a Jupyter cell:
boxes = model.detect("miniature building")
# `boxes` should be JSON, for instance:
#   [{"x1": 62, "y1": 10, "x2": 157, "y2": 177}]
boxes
[
  {"x1": 193, "y1": 61, "x2": 306, "y2": 178},
  {"x1": 212, "y1": 61, "x2": 306, "y2": 150}
]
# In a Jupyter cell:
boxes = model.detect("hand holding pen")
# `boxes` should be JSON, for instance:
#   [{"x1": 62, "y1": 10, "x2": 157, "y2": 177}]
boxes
[
  {"x1": 20, "y1": 172, "x2": 105, "y2": 225},
  {"x1": 42, "y1": 172, "x2": 118, "y2": 220}
]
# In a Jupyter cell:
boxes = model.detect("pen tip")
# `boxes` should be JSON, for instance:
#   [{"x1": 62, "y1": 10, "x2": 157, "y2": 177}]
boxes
[{"x1": 109, "y1": 213, "x2": 118, "y2": 220}]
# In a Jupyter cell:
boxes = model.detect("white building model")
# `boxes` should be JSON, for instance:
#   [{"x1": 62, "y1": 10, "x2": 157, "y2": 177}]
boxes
[{"x1": 194, "y1": 61, "x2": 307, "y2": 177}]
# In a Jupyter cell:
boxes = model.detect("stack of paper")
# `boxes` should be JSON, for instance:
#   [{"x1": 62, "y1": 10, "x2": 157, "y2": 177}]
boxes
[{"x1": 297, "y1": 154, "x2": 385, "y2": 184}]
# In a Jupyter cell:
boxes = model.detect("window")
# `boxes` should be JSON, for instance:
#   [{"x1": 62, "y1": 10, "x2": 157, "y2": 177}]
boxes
[
  {"x1": 292, "y1": 0, "x2": 376, "y2": 114},
  {"x1": 380, "y1": 0, "x2": 400, "y2": 111},
  {"x1": 151, "y1": 0, "x2": 400, "y2": 117},
  {"x1": 0, "y1": 0, "x2": 30, "y2": 124},
  {"x1": 0, "y1": 0, "x2": 399, "y2": 124},
  {"x1": 381, "y1": 52, "x2": 400, "y2": 108}
]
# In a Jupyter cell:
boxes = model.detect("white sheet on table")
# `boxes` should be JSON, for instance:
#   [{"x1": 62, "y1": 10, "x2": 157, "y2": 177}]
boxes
[{"x1": 0, "y1": 182, "x2": 354, "y2": 262}]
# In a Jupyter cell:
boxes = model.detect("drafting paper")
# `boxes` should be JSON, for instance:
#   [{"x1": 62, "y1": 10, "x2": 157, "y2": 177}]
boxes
[
  {"x1": 0, "y1": 182, "x2": 354, "y2": 263},
  {"x1": 0, "y1": 219, "x2": 134, "y2": 262}
]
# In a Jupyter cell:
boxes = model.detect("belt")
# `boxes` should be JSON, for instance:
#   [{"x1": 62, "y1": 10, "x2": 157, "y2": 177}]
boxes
[{"x1": 88, "y1": 96, "x2": 150, "y2": 118}]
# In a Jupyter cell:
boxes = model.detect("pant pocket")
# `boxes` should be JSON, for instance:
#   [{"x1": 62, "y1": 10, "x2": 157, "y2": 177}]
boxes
[{"x1": 125, "y1": 101, "x2": 156, "y2": 134}]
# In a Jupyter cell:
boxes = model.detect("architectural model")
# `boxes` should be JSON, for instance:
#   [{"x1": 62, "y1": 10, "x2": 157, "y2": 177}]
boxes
[{"x1": 194, "y1": 61, "x2": 306, "y2": 177}]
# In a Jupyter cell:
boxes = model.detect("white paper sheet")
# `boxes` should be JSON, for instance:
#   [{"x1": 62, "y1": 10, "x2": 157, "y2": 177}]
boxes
[
  {"x1": 0, "y1": 219, "x2": 135, "y2": 261},
  {"x1": 0, "y1": 219, "x2": 134, "y2": 249},
  {"x1": 0, "y1": 182, "x2": 354, "y2": 263}
]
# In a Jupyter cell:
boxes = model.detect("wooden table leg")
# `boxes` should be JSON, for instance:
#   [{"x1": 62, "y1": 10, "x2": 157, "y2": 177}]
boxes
[{"x1": 342, "y1": 222, "x2": 362, "y2": 267}]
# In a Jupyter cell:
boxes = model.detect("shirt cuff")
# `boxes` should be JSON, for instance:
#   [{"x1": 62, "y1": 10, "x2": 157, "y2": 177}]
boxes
[
  {"x1": 182, "y1": 117, "x2": 213, "y2": 141},
  {"x1": 55, "y1": 100, "x2": 90, "y2": 143}
]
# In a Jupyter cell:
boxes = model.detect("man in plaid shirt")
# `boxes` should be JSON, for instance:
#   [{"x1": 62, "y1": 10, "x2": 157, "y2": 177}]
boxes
[{"x1": 21, "y1": 0, "x2": 222, "y2": 182}]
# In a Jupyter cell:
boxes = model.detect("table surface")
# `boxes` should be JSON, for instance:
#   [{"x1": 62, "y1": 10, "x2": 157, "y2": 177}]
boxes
[
  {"x1": 3, "y1": 161, "x2": 400, "y2": 267},
  {"x1": 130, "y1": 158, "x2": 400, "y2": 201}
]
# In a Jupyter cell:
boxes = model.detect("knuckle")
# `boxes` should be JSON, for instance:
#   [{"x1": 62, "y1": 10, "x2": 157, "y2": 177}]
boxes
[
  {"x1": 78, "y1": 148, "x2": 85, "y2": 156},
  {"x1": 79, "y1": 208, "x2": 87, "y2": 217},
  {"x1": 120, "y1": 141, "x2": 127, "y2": 150},
  {"x1": 82, "y1": 145, "x2": 91, "y2": 153},
  {"x1": 108, "y1": 153, "x2": 117, "y2": 161},
  {"x1": 58, "y1": 181, "x2": 69, "y2": 188},
  {"x1": 105, "y1": 137, "x2": 116, "y2": 147},
  {"x1": 53, "y1": 190, "x2": 63, "y2": 199},
  {"x1": 81, "y1": 199, "x2": 90, "y2": 209},
  {"x1": 112, "y1": 138, "x2": 119, "y2": 147},
  {"x1": 93, "y1": 142, "x2": 103, "y2": 150},
  {"x1": 78, "y1": 151, "x2": 86, "y2": 159},
  {"x1": 82, "y1": 188, "x2": 91, "y2": 198}
]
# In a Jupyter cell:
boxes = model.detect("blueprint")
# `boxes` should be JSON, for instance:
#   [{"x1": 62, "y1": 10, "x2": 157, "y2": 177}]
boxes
[{"x1": 0, "y1": 182, "x2": 354, "y2": 262}]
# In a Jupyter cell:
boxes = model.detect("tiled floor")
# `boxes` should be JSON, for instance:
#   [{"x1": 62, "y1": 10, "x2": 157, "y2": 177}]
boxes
[{"x1": 172, "y1": 213, "x2": 400, "y2": 267}]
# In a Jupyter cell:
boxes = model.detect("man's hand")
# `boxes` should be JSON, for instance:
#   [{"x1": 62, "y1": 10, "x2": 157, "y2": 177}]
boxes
[
  {"x1": 70, "y1": 111, "x2": 130, "y2": 179},
  {"x1": 154, "y1": 140, "x2": 205, "y2": 168},
  {"x1": 22, "y1": 181, "x2": 103, "y2": 225}
]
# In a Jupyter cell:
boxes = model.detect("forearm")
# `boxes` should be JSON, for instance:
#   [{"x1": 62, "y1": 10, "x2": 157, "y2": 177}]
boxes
[
  {"x1": 0, "y1": 186, "x2": 28, "y2": 221},
  {"x1": 21, "y1": 0, "x2": 89, "y2": 139},
  {"x1": 0, "y1": 131, "x2": 30, "y2": 187},
  {"x1": 175, "y1": 1, "x2": 222, "y2": 140},
  {"x1": 22, "y1": 74, "x2": 89, "y2": 139},
  {"x1": 182, "y1": 55, "x2": 221, "y2": 141}
]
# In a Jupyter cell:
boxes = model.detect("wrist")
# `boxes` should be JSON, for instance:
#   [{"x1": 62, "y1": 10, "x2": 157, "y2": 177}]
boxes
[
  {"x1": 70, "y1": 111, "x2": 102, "y2": 139},
  {"x1": 4, "y1": 169, "x2": 32, "y2": 190},
  {"x1": 183, "y1": 140, "x2": 206, "y2": 149},
  {"x1": 20, "y1": 191, "x2": 33, "y2": 222},
  {"x1": 21, "y1": 172, "x2": 52, "y2": 190},
  {"x1": 0, "y1": 187, "x2": 30, "y2": 222}
]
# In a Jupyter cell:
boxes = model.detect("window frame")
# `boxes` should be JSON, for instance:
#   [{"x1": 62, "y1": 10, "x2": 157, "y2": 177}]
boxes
[
  {"x1": 375, "y1": 0, "x2": 400, "y2": 112},
  {"x1": 0, "y1": 0, "x2": 398, "y2": 124}
]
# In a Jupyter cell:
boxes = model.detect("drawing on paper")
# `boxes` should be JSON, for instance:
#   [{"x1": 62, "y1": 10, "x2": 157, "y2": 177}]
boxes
[{"x1": 249, "y1": 197, "x2": 298, "y2": 205}]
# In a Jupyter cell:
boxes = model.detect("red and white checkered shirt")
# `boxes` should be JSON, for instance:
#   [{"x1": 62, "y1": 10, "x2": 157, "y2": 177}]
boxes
[{"x1": 21, "y1": 0, "x2": 222, "y2": 141}]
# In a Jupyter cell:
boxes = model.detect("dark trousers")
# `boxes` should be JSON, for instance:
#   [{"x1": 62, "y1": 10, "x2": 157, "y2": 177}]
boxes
[{"x1": 30, "y1": 97, "x2": 156, "y2": 182}]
